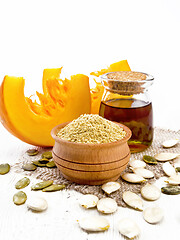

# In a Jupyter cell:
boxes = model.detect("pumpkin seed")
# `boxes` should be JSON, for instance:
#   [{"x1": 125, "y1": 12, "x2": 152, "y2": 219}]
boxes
[
  {"x1": 97, "y1": 197, "x2": 117, "y2": 214},
  {"x1": 13, "y1": 191, "x2": 27, "y2": 205},
  {"x1": 39, "y1": 158, "x2": 50, "y2": 164},
  {"x1": 0, "y1": 163, "x2": 10, "y2": 175},
  {"x1": 161, "y1": 186, "x2": 180, "y2": 195},
  {"x1": 123, "y1": 191, "x2": 143, "y2": 211},
  {"x1": 143, "y1": 206, "x2": 163, "y2": 224},
  {"x1": 131, "y1": 167, "x2": 154, "y2": 179},
  {"x1": 31, "y1": 180, "x2": 53, "y2": 190},
  {"x1": 121, "y1": 173, "x2": 146, "y2": 183},
  {"x1": 26, "y1": 149, "x2": 39, "y2": 156},
  {"x1": 162, "y1": 139, "x2": 179, "y2": 148},
  {"x1": 129, "y1": 160, "x2": 146, "y2": 169},
  {"x1": 162, "y1": 162, "x2": 176, "y2": 177},
  {"x1": 174, "y1": 157, "x2": 180, "y2": 168},
  {"x1": 41, "y1": 151, "x2": 52, "y2": 159},
  {"x1": 164, "y1": 174, "x2": 180, "y2": 185},
  {"x1": 78, "y1": 216, "x2": 110, "y2": 232},
  {"x1": 101, "y1": 181, "x2": 120, "y2": 194},
  {"x1": 141, "y1": 183, "x2": 161, "y2": 201},
  {"x1": 15, "y1": 177, "x2": 30, "y2": 189},
  {"x1": 42, "y1": 184, "x2": 66, "y2": 192},
  {"x1": 22, "y1": 163, "x2": 37, "y2": 171},
  {"x1": 32, "y1": 161, "x2": 47, "y2": 167},
  {"x1": 27, "y1": 196, "x2": 48, "y2": 212},
  {"x1": 143, "y1": 155, "x2": 157, "y2": 165},
  {"x1": 118, "y1": 218, "x2": 140, "y2": 239},
  {"x1": 79, "y1": 194, "x2": 99, "y2": 208},
  {"x1": 46, "y1": 160, "x2": 57, "y2": 168},
  {"x1": 154, "y1": 152, "x2": 179, "y2": 162},
  {"x1": 175, "y1": 167, "x2": 180, "y2": 172}
]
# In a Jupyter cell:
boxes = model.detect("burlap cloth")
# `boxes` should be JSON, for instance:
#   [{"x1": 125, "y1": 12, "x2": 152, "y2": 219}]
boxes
[{"x1": 13, "y1": 127, "x2": 180, "y2": 207}]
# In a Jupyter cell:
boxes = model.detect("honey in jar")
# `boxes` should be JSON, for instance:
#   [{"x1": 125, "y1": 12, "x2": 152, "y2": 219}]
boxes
[{"x1": 99, "y1": 71, "x2": 154, "y2": 153}]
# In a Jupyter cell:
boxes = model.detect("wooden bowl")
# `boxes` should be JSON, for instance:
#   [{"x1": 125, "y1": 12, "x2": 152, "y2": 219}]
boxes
[{"x1": 51, "y1": 121, "x2": 131, "y2": 185}]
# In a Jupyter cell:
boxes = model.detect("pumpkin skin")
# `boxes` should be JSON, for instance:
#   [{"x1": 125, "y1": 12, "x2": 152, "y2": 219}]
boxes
[
  {"x1": 0, "y1": 70, "x2": 91, "y2": 146},
  {"x1": 90, "y1": 60, "x2": 131, "y2": 114}
]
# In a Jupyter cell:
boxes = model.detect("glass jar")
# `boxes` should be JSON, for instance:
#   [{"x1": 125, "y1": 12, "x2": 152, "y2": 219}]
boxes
[{"x1": 99, "y1": 71, "x2": 154, "y2": 153}]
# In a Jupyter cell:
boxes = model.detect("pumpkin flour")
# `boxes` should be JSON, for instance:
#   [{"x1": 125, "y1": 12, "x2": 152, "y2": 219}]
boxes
[{"x1": 56, "y1": 114, "x2": 126, "y2": 144}]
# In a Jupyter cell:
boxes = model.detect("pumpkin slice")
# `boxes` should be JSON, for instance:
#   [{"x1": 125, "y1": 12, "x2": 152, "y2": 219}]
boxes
[
  {"x1": 90, "y1": 60, "x2": 131, "y2": 114},
  {"x1": 0, "y1": 71, "x2": 91, "y2": 146}
]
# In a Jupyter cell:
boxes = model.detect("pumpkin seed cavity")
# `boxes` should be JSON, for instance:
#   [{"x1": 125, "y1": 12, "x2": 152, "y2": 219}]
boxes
[
  {"x1": 46, "y1": 160, "x2": 56, "y2": 168},
  {"x1": 97, "y1": 197, "x2": 117, "y2": 214},
  {"x1": 121, "y1": 173, "x2": 146, "y2": 183},
  {"x1": 79, "y1": 194, "x2": 99, "y2": 209},
  {"x1": 101, "y1": 181, "x2": 120, "y2": 194},
  {"x1": 161, "y1": 186, "x2": 180, "y2": 195},
  {"x1": 143, "y1": 155, "x2": 157, "y2": 165},
  {"x1": 22, "y1": 163, "x2": 37, "y2": 171},
  {"x1": 27, "y1": 196, "x2": 48, "y2": 212},
  {"x1": 26, "y1": 149, "x2": 39, "y2": 156},
  {"x1": 15, "y1": 177, "x2": 30, "y2": 189},
  {"x1": 118, "y1": 218, "x2": 140, "y2": 239},
  {"x1": 78, "y1": 216, "x2": 110, "y2": 232},
  {"x1": 0, "y1": 163, "x2": 10, "y2": 175},
  {"x1": 13, "y1": 191, "x2": 27, "y2": 205},
  {"x1": 42, "y1": 184, "x2": 66, "y2": 192},
  {"x1": 31, "y1": 180, "x2": 53, "y2": 190},
  {"x1": 41, "y1": 151, "x2": 52, "y2": 159},
  {"x1": 143, "y1": 206, "x2": 163, "y2": 224},
  {"x1": 123, "y1": 191, "x2": 143, "y2": 211},
  {"x1": 141, "y1": 183, "x2": 161, "y2": 201}
]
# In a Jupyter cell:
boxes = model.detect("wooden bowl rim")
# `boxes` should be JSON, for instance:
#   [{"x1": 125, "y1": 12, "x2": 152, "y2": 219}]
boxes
[{"x1": 51, "y1": 120, "x2": 132, "y2": 148}]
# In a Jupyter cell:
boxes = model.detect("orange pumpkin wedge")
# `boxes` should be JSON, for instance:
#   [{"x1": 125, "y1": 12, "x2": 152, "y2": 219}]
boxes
[
  {"x1": 90, "y1": 60, "x2": 131, "y2": 114},
  {"x1": 0, "y1": 71, "x2": 91, "y2": 146}
]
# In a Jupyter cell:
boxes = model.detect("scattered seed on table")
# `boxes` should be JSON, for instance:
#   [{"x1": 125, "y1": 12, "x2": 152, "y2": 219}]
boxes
[
  {"x1": 32, "y1": 161, "x2": 47, "y2": 167},
  {"x1": 15, "y1": 177, "x2": 30, "y2": 189},
  {"x1": 0, "y1": 163, "x2": 10, "y2": 175},
  {"x1": 41, "y1": 151, "x2": 52, "y2": 159},
  {"x1": 161, "y1": 186, "x2": 180, "y2": 195},
  {"x1": 31, "y1": 180, "x2": 53, "y2": 190},
  {"x1": 13, "y1": 191, "x2": 27, "y2": 205},
  {"x1": 143, "y1": 155, "x2": 157, "y2": 165},
  {"x1": 26, "y1": 149, "x2": 39, "y2": 156},
  {"x1": 42, "y1": 184, "x2": 66, "y2": 192},
  {"x1": 22, "y1": 163, "x2": 37, "y2": 171},
  {"x1": 46, "y1": 161, "x2": 56, "y2": 168}
]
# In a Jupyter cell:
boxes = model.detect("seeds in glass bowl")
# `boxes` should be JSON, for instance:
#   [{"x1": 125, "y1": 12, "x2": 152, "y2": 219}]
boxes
[
  {"x1": 143, "y1": 206, "x2": 163, "y2": 224},
  {"x1": 118, "y1": 218, "x2": 140, "y2": 239},
  {"x1": 78, "y1": 216, "x2": 110, "y2": 232},
  {"x1": 101, "y1": 182, "x2": 120, "y2": 194},
  {"x1": 121, "y1": 173, "x2": 146, "y2": 183},
  {"x1": 0, "y1": 163, "x2": 10, "y2": 175},
  {"x1": 79, "y1": 194, "x2": 99, "y2": 209},
  {"x1": 97, "y1": 197, "x2": 117, "y2": 214},
  {"x1": 15, "y1": 177, "x2": 30, "y2": 189},
  {"x1": 141, "y1": 183, "x2": 161, "y2": 201},
  {"x1": 123, "y1": 191, "x2": 143, "y2": 211}
]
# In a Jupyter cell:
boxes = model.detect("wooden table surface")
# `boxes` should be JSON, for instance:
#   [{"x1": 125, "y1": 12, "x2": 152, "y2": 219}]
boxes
[{"x1": 0, "y1": 124, "x2": 179, "y2": 240}]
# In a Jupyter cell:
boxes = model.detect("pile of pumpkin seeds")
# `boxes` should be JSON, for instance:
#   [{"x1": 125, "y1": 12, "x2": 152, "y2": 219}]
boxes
[
  {"x1": 22, "y1": 149, "x2": 57, "y2": 171},
  {"x1": 78, "y1": 138, "x2": 180, "y2": 238}
]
